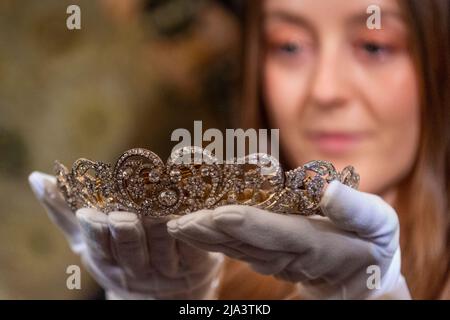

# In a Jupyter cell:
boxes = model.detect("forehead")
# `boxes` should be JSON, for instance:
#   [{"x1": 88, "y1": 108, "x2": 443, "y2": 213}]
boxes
[{"x1": 263, "y1": 0, "x2": 403, "y2": 26}]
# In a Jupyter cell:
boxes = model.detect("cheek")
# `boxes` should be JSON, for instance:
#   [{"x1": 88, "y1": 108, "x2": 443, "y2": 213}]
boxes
[
  {"x1": 263, "y1": 60, "x2": 309, "y2": 122},
  {"x1": 377, "y1": 64, "x2": 419, "y2": 157},
  {"x1": 359, "y1": 61, "x2": 420, "y2": 193},
  {"x1": 371, "y1": 61, "x2": 419, "y2": 118},
  {"x1": 263, "y1": 60, "x2": 316, "y2": 168}
]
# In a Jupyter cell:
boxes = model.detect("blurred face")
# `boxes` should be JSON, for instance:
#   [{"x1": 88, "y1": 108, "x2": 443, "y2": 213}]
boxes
[{"x1": 262, "y1": 0, "x2": 420, "y2": 200}]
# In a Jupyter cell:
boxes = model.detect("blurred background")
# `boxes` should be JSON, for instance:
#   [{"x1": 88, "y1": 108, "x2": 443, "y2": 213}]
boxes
[{"x1": 0, "y1": 0, "x2": 242, "y2": 298}]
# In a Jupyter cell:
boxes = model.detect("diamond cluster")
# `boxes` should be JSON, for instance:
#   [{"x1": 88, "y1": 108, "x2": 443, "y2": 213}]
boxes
[{"x1": 54, "y1": 147, "x2": 360, "y2": 217}]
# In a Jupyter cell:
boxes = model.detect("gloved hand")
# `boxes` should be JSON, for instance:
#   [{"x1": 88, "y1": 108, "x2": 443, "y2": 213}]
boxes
[
  {"x1": 28, "y1": 171, "x2": 224, "y2": 299},
  {"x1": 167, "y1": 180, "x2": 411, "y2": 299}
]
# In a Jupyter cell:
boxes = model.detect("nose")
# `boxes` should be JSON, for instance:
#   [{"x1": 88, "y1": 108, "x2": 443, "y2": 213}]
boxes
[{"x1": 309, "y1": 41, "x2": 349, "y2": 109}]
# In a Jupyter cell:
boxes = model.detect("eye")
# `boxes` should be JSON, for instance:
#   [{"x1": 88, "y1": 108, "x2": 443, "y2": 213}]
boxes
[
  {"x1": 362, "y1": 42, "x2": 388, "y2": 55},
  {"x1": 278, "y1": 42, "x2": 302, "y2": 55},
  {"x1": 354, "y1": 40, "x2": 395, "y2": 62},
  {"x1": 263, "y1": 27, "x2": 312, "y2": 66}
]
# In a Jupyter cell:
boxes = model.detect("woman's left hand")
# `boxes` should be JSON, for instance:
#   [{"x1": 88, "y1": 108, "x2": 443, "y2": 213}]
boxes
[{"x1": 167, "y1": 180, "x2": 411, "y2": 299}]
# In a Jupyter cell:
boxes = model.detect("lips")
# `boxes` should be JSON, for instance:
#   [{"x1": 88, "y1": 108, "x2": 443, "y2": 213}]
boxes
[{"x1": 305, "y1": 131, "x2": 368, "y2": 154}]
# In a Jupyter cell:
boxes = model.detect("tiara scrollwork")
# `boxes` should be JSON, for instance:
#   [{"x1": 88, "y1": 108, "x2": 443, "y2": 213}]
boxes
[{"x1": 54, "y1": 147, "x2": 360, "y2": 217}]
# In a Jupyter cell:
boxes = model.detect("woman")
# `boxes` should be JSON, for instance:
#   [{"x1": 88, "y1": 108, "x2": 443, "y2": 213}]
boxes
[
  {"x1": 219, "y1": 0, "x2": 450, "y2": 299},
  {"x1": 29, "y1": 0, "x2": 449, "y2": 299}
]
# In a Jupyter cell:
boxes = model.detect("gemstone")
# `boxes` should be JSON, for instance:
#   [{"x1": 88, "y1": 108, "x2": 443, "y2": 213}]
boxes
[
  {"x1": 158, "y1": 189, "x2": 178, "y2": 207},
  {"x1": 148, "y1": 169, "x2": 160, "y2": 183},
  {"x1": 227, "y1": 192, "x2": 237, "y2": 203},
  {"x1": 307, "y1": 175, "x2": 325, "y2": 198},
  {"x1": 211, "y1": 177, "x2": 220, "y2": 184},
  {"x1": 170, "y1": 169, "x2": 182, "y2": 183},
  {"x1": 121, "y1": 168, "x2": 133, "y2": 179},
  {"x1": 205, "y1": 197, "x2": 215, "y2": 207},
  {"x1": 286, "y1": 168, "x2": 306, "y2": 190},
  {"x1": 340, "y1": 166, "x2": 360, "y2": 188},
  {"x1": 200, "y1": 166, "x2": 210, "y2": 177}
]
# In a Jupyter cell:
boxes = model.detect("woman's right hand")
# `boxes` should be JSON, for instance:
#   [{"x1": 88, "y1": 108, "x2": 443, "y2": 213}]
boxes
[{"x1": 28, "y1": 172, "x2": 224, "y2": 299}]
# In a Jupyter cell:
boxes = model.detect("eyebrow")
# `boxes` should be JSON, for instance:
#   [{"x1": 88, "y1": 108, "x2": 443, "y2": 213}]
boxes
[
  {"x1": 263, "y1": 9, "x2": 405, "y2": 30},
  {"x1": 263, "y1": 10, "x2": 315, "y2": 32},
  {"x1": 346, "y1": 10, "x2": 405, "y2": 28}
]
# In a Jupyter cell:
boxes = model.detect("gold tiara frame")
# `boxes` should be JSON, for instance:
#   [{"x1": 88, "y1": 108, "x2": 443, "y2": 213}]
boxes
[{"x1": 54, "y1": 147, "x2": 360, "y2": 217}]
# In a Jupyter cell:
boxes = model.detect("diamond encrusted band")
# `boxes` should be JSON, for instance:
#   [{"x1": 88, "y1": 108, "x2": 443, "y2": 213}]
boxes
[{"x1": 54, "y1": 146, "x2": 360, "y2": 217}]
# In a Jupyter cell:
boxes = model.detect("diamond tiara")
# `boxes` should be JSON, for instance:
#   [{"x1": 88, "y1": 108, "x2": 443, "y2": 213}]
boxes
[{"x1": 54, "y1": 146, "x2": 360, "y2": 217}]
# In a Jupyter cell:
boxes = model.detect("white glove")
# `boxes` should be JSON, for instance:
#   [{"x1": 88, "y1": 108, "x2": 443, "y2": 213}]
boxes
[
  {"x1": 28, "y1": 171, "x2": 224, "y2": 299},
  {"x1": 167, "y1": 180, "x2": 411, "y2": 299}
]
